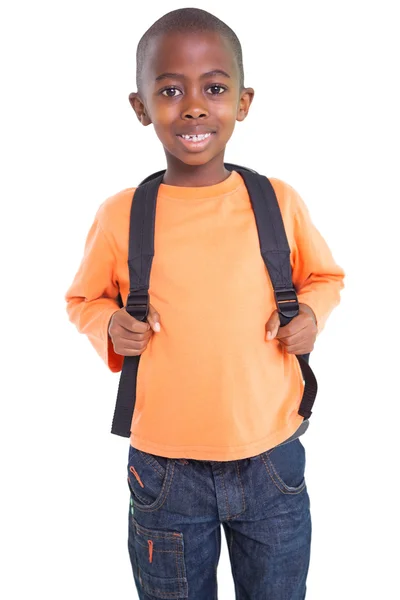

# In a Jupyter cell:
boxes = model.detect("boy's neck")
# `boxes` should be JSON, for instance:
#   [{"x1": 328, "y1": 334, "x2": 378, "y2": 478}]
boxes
[{"x1": 162, "y1": 155, "x2": 231, "y2": 188}]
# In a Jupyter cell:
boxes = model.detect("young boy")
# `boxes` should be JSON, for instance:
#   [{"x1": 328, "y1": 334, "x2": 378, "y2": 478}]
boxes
[{"x1": 65, "y1": 8, "x2": 345, "y2": 599}]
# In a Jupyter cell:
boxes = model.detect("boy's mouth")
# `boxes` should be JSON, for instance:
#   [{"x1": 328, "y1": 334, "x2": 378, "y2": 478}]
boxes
[
  {"x1": 178, "y1": 133, "x2": 213, "y2": 141},
  {"x1": 176, "y1": 131, "x2": 215, "y2": 150}
]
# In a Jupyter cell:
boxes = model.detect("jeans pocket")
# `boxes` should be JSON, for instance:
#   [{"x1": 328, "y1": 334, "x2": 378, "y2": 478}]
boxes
[
  {"x1": 130, "y1": 517, "x2": 188, "y2": 598},
  {"x1": 127, "y1": 445, "x2": 175, "y2": 511},
  {"x1": 261, "y1": 438, "x2": 306, "y2": 495}
]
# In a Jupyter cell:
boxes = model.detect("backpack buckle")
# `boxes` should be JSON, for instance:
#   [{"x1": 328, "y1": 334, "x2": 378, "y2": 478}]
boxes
[
  {"x1": 274, "y1": 288, "x2": 299, "y2": 321},
  {"x1": 126, "y1": 289, "x2": 149, "y2": 321}
]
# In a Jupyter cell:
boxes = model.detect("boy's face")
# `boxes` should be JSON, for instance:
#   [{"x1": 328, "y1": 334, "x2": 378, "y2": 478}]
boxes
[{"x1": 129, "y1": 31, "x2": 254, "y2": 168}]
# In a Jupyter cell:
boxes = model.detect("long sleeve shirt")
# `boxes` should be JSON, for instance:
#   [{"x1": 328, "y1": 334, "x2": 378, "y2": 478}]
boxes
[{"x1": 65, "y1": 170, "x2": 345, "y2": 460}]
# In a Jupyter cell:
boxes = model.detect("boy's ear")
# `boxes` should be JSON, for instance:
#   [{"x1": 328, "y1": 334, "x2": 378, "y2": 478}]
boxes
[
  {"x1": 128, "y1": 92, "x2": 152, "y2": 126},
  {"x1": 236, "y1": 87, "x2": 255, "y2": 122}
]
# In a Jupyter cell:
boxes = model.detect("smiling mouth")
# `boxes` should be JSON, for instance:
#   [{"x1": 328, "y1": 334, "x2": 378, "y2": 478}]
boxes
[
  {"x1": 176, "y1": 132, "x2": 216, "y2": 151},
  {"x1": 178, "y1": 132, "x2": 214, "y2": 142}
]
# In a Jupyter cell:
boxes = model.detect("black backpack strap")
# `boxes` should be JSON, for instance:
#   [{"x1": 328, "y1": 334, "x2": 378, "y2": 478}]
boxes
[
  {"x1": 230, "y1": 166, "x2": 317, "y2": 419},
  {"x1": 110, "y1": 173, "x2": 164, "y2": 437},
  {"x1": 111, "y1": 164, "x2": 317, "y2": 437}
]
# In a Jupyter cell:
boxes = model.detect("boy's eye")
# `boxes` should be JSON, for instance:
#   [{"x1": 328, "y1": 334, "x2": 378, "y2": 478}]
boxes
[
  {"x1": 161, "y1": 87, "x2": 182, "y2": 97},
  {"x1": 207, "y1": 85, "x2": 226, "y2": 95}
]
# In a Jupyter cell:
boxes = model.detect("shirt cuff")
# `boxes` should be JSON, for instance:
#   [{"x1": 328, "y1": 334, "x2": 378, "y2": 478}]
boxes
[{"x1": 104, "y1": 308, "x2": 124, "y2": 372}]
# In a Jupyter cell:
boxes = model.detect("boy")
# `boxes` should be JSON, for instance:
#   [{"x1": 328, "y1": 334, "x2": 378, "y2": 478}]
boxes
[{"x1": 65, "y1": 7, "x2": 345, "y2": 599}]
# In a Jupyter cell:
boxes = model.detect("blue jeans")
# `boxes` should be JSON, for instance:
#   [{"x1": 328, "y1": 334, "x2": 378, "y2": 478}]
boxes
[{"x1": 127, "y1": 438, "x2": 311, "y2": 599}]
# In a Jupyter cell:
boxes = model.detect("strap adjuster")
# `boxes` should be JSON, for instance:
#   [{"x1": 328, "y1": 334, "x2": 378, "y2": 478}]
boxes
[
  {"x1": 126, "y1": 289, "x2": 149, "y2": 321},
  {"x1": 274, "y1": 288, "x2": 299, "y2": 320}
]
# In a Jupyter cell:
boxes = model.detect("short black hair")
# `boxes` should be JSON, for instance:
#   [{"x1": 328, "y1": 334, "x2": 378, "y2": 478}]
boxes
[{"x1": 136, "y1": 8, "x2": 244, "y2": 92}]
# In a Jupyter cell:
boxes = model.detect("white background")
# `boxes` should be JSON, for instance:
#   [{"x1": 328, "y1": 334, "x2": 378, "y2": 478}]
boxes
[{"x1": 1, "y1": 0, "x2": 399, "y2": 598}]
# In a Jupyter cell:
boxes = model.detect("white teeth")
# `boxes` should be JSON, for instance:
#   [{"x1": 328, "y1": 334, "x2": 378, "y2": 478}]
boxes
[{"x1": 180, "y1": 133, "x2": 212, "y2": 141}]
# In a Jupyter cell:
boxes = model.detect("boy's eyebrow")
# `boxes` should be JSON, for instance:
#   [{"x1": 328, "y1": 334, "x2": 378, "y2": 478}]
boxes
[{"x1": 155, "y1": 69, "x2": 231, "y2": 82}]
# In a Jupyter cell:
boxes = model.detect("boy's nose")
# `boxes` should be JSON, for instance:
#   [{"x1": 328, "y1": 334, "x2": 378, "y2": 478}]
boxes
[
  {"x1": 183, "y1": 110, "x2": 208, "y2": 119},
  {"x1": 180, "y1": 87, "x2": 209, "y2": 120},
  {"x1": 181, "y1": 104, "x2": 209, "y2": 120}
]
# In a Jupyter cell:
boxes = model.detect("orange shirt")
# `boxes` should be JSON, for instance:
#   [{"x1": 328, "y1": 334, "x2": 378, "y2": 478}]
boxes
[{"x1": 65, "y1": 170, "x2": 345, "y2": 460}]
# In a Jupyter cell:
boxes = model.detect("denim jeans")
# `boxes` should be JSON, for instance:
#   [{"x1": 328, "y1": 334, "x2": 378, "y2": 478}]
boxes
[{"x1": 127, "y1": 438, "x2": 311, "y2": 599}]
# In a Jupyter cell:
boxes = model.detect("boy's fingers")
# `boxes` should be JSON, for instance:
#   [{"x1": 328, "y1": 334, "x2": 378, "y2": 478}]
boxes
[
  {"x1": 277, "y1": 321, "x2": 308, "y2": 340},
  {"x1": 117, "y1": 308, "x2": 150, "y2": 333},
  {"x1": 265, "y1": 310, "x2": 281, "y2": 340},
  {"x1": 147, "y1": 303, "x2": 161, "y2": 332},
  {"x1": 118, "y1": 328, "x2": 153, "y2": 342}
]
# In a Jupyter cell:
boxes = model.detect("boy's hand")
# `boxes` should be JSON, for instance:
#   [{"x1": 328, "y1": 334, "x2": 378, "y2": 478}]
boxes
[
  {"x1": 265, "y1": 303, "x2": 317, "y2": 355},
  {"x1": 108, "y1": 304, "x2": 161, "y2": 357}
]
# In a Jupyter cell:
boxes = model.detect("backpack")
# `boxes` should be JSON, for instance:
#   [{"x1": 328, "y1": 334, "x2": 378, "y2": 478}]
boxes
[{"x1": 111, "y1": 163, "x2": 317, "y2": 438}]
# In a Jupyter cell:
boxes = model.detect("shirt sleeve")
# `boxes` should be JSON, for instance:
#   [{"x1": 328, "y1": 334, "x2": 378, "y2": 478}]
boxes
[
  {"x1": 289, "y1": 187, "x2": 345, "y2": 335},
  {"x1": 64, "y1": 211, "x2": 124, "y2": 372}
]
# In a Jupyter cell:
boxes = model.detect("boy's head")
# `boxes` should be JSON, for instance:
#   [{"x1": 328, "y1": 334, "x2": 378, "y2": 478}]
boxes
[{"x1": 129, "y1": 8, "x2": 254, "y2": 171}]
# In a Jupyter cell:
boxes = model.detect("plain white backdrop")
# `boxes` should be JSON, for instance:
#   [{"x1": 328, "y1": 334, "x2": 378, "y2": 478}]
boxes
[{"x1": 1, "y1": 0, "x2": 399, "y2": 598}]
